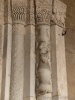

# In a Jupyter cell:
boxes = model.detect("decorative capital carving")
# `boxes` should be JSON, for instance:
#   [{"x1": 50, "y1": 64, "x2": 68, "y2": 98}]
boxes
[
  {"x1": 35, "y1": 0, "x2": 52, "y2": 25},
  {"x1": 26, "y1": 0, "x2": 35, "y2": 25},
  {"x1": 12, "y1": 6, "x2": 26, "y2": 24},
  {"x1": 51, "y1": 0, "x2": 67, "y2": 27},
  {"x1": 12, "y1": 0, "x2": 26, "y2": 24}
]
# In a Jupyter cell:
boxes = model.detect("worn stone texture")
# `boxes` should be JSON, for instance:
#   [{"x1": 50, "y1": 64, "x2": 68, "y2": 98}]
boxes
[
  {"x1": 51, "y1": 1, "x2": 68, "y2": 100},
  {"x1": 24, "y1": 25, "x2": 35, "y2": 99},
  {"x1": 35, "y1": 1, "x2": 52, "y2": 100},
  {"x1": 51, "y1": 25, "x2": 68, "y2": 100},
  {"x1": 0, "y1": 0, "x2": 75, "y2": 100}
]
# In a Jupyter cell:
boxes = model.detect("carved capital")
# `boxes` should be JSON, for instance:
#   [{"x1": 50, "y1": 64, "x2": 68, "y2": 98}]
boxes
[
  {"x1": 12, "y1": 0, "x2": 26, "y2": 24},
  {"x1": 51, "y1": 0, "x2": 67, "y2": 27},
  {"x1": 35, "y1": 0, "x2": 52, "y2": 25},
  {"x1": 26, "y1": 0, "x2": 35, "y2": 25},
  {"x1": 12, "y1": 6, "x2": 26, "y2": 24}
]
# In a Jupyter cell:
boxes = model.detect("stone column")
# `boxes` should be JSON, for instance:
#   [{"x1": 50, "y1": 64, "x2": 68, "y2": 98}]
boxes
[
  {"x1": 51, "y1": 0, "x2": 68, "y2": 100},
  {"x1": 24, "y1": 0, "x2": 36, "y2": 100},
  {"x1": 10, "y1": 1, "x2": 26, "y2": 100},
  {"x1": 35, "y1": 0, "x2": 52, "y2": 100}
]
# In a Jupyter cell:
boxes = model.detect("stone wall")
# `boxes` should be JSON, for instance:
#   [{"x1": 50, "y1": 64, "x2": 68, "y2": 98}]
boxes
[{"x1": 60, "y1": 0, "x2": 75, "y2": 100}]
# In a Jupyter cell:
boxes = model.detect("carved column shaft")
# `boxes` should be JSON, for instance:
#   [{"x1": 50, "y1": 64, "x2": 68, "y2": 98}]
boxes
[
  {"x1": 35, "y1": 0, "x2": 52, "y2": 100},
  {"x1": 10, "y1": 1, "x2": 26, "y2": 100}
]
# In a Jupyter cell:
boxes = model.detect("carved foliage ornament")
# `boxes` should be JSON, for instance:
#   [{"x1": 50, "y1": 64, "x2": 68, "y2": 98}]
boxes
[
  {"x1": 35, "y1": 0, "x2": 52, "y2": 25},
  {"x1": 51, "y1": 0, "x2": 67, "y2": 27},
  {"x1": 36, "y1": 9, "x2": 51, "y2": 25}
]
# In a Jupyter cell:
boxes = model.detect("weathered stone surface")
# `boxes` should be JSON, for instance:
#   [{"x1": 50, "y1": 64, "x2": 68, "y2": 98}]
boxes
[
  {"x1": 51, "y1": 25, "x2": 68, "y2": 100},
  {"x1": 35, "y1": 1, "x2": 52, "y2": 99},
  {"x1": 24, "y1": 24, "x2": 36, "y2": 100},
  {"x1": 1, "y1": 0, "x2": 75, "y2": 100},
  {"x1": 3, "y1": 24, "x2": 12, "y2": 100},
  {"x1": 24, "y1": 1, "x2": 36, "y2": 100},
  {"x1": 60, "y1": 0, "x2": 75, "y2": 100},
  {"x1": 26, "y1": 0, "x2": 35, "y2": 25},
  {"x1": 35, "y1": 0, "x2": 52, "y2": 25},
  {"x1": 51, "y1": 0, "x2": 67, "y2": 27},
  {"x1": 51, "y1": 0, "x2": 68, "y2": 100},
  {"x1": 36, "y1": 25, "x2": 52, "y2": 100},
  {"x1": 9, "y1": 1, "x2": 26, "y2": 100}
]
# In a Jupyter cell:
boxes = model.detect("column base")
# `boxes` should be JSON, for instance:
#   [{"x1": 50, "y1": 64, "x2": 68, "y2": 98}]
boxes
[
  {"x1": 53, "y1": 96, "x2": 68, "y2": 100},
  {"x1": 37, "y1": 93, "x2": 52, "y2": 100},
  {"x1": 24, "y1": 97, "x2": 36, "y2": 100}
]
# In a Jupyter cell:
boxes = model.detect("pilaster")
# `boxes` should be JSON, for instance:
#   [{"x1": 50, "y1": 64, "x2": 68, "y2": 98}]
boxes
[
  {"x1": 51, "y1": 0, "x2": 68, "y2": 100},
  {"x1": 24, "y1": 1, "x2": 36, "y2": 100},
  {"x1": 10, "y1": 0, "x2": 26, "y2": 100}
]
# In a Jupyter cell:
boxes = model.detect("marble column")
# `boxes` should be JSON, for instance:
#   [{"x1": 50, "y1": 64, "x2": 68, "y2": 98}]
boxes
[
  {"x1": 35, "y1": 0, "x2": 52, "y2": 100},
  {"x1": 24, "y1": 0, "x2": 36, "y2": 100},
  {"x1": 51, "y1": 0, "x2": 68, "y2": 100},
  {"x1": 10, "y1": 1, "x2": 26, "y2": 100}
]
